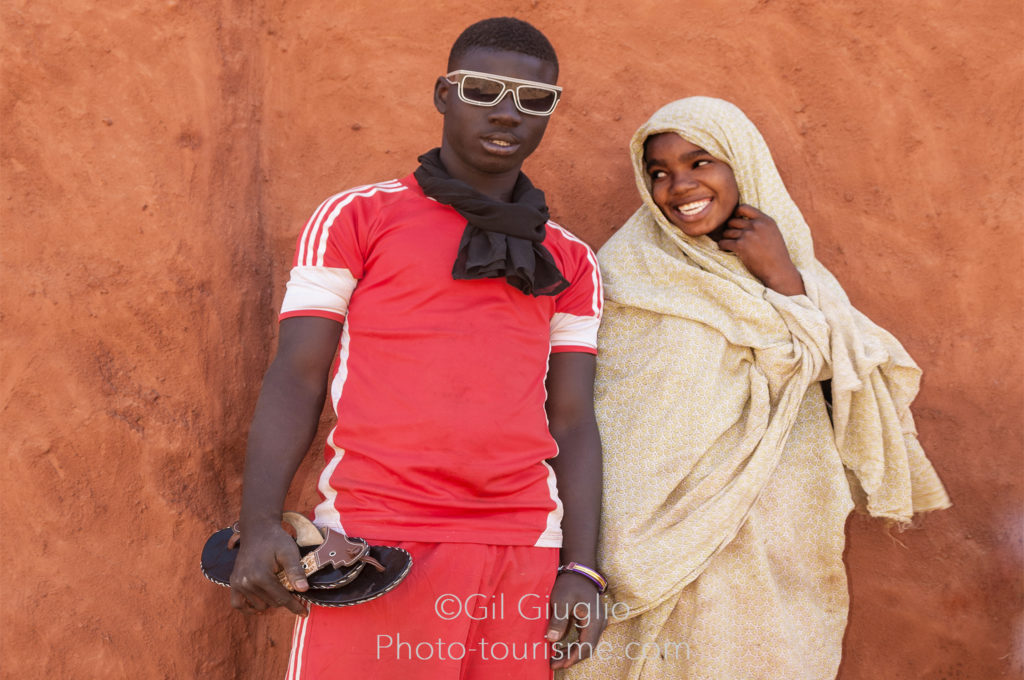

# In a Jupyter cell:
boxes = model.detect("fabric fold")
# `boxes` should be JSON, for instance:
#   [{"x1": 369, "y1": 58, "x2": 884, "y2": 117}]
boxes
[{"x1": 586, "y1": 97, "x2": 949, "y2": 657}]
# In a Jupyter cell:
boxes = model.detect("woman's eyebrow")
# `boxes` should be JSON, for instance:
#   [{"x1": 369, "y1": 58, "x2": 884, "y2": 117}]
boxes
[
  {"x1": 646, "y1": 148, "x2": 711, "y2": 169},
  {"x1": 680, "y1": 148, "x2": 710, "y2": 160}
]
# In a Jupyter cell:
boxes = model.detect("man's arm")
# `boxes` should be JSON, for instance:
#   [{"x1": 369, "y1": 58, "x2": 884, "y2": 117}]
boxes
[
  {"x1": 543, "y1": 351, "x2": 606, "y2": 669},
  {"x1": 228, "y1": 316, "x2": 342, "y2": 616}
]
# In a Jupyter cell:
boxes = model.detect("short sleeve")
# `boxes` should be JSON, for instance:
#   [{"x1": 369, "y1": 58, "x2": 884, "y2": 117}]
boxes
[
  {"x1": 547, "y1": 223, "x2": 603, "y2": 354},
  {"x1": 279, "y1": 186, "x2": 374, "y2": 323}
]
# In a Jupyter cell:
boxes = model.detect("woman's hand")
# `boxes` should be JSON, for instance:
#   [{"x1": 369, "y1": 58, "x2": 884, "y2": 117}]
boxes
[{"x1": 716, "y1": 204, "x2": 806, "y2": 296}]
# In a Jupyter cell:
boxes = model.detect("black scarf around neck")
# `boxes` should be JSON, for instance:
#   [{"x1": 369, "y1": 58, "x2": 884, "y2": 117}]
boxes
[{"x1": 413, "y1": 148, "x2": 569, "y2": 297}]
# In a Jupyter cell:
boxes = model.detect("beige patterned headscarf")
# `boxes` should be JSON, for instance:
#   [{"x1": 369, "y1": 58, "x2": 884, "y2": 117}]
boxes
[{"x1": 595, "y1": 97, "x2": 950, "y2": 617}]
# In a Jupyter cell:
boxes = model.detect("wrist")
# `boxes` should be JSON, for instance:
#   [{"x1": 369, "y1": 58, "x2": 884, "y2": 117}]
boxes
[
  {"x1": 557, "y1": 561, "x2": 608, "y2": 593},
  {"x1": 559, "y1": 543, "x2": 597, "y2": 568},
  {"x1": 238, "y1": 509, "x2": 285, "y2": 532},
  {"x1": 762, "y1": 266, "x2": 805, "y2": 296},
  {"x1": 559, "y1": 551, "x2": 598, "y2": 566}
]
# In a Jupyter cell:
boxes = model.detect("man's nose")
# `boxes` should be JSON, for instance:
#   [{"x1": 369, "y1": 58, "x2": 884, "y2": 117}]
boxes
[{"x1": 488, "y1": 90, "x2": 522, "y2": 124}]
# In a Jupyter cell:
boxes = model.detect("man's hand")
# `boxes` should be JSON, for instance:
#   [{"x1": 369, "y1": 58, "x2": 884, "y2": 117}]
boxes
[
  {"x1": 546, "y1": 572, "x2": 607, "y2": 669},
  {"x1": 716, "y1": 204, "x2": 806, "y2": 296},
  {"x1": 229, "y1": 521, "x2": 309, "y2": 616}
]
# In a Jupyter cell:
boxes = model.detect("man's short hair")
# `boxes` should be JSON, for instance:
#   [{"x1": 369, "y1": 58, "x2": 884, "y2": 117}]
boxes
[{"x1": 448, "y1": 17, "x2": 559, "y2": 76}]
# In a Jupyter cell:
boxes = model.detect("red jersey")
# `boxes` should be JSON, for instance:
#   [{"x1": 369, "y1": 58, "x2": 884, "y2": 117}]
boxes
[{"x1": 280, "y1": 175, "x2": 602, "y2": 547}]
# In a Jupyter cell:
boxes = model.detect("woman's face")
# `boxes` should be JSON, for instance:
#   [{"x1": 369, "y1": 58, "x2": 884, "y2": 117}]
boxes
[{"x1": 643, "y1": 133, "x2": 739, "y2": 239}]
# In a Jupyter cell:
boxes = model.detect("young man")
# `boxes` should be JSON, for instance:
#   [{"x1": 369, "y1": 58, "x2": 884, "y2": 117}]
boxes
[{"x1": 228, "y1": 18, "x2": 606, "y2": 679}]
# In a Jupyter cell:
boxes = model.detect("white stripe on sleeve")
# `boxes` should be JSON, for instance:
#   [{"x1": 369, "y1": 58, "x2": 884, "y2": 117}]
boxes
[
  {"x1": 280, "y1": 266, "x2": 358, "y2": 319},
  {"x1": 550, "y1": 312, "x2": 599, "y2": 351}
]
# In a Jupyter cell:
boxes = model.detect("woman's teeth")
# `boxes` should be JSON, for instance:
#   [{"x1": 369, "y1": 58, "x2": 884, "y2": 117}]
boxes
[{"x1": 677, "y1": 199, "x2": 711, "y2": 215}]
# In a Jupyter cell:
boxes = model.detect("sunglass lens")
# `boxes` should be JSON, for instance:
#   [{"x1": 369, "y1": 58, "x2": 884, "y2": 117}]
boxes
[
  {"x1": 460, "y1": 76, "x2": 504, "y2": 104},
  {"x1": 517, "y1": 87, "x2": 557, "y2": 113}
]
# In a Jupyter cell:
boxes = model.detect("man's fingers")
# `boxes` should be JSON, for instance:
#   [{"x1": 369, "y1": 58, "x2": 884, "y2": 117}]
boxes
[
  {"x1": 545, "y1": 605, "x2": 569, "y2": 642},
  {"x1": 554, "y1": 632, "x2": 586, "y2": 669},
  {"x1": 279, "y1": 592, "x2": 309, "y2": 617},
  {"x1": 252, "y1": 571, "x2": 307, "y2": 616},
  {"x1": 273, "y1": 550, "x2": 310, "y2": 615},
  {"x1": 230, "y1": 589, "x2": 249, "y2": 611},
  {"x1": 577, "y1": 612, "x2": 604, "y2": 648},
  {"x1": 279, "y1": 561, "x2": 310, "y2": 593},
  {"x1": 248, "y1": 574, "x2": 308, "y2": 616},
  {"x1": 231, "y1": 586, "x2": 269, "y2": 614},
  {"x1": 557, "y1": 607, "x2": 605, "y2": 668},
  {"x1": 231, "y1": 564, "x2": 307, "y2": 616}
]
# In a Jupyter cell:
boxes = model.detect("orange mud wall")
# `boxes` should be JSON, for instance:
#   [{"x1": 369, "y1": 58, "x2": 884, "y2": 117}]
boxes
[{"x1": 2, "y1": 1, "x2": 1021, "y2": 678}]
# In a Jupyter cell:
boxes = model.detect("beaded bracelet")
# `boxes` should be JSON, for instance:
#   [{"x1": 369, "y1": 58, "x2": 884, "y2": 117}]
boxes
[{"x1": 557, "y1": 562, "x2": 608, "y2": 593}]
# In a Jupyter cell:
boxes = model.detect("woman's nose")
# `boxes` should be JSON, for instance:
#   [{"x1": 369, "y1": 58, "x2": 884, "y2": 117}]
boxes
[{"x1": 671, "y1": 171, "x2": 698, "y2": 192}]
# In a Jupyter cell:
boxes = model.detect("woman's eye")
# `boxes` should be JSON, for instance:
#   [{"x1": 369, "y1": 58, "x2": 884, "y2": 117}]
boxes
[
  {"x1": 650, "y1": 170, "x2": 667, "y2": 180},
  {"x1": 693, "y1": 159, "x2": 712, "y2": 168}
]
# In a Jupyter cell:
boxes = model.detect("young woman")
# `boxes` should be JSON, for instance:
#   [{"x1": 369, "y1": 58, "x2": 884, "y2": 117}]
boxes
[{"x1": 566, "y1": 97, "x2": 949, "y2": 680}]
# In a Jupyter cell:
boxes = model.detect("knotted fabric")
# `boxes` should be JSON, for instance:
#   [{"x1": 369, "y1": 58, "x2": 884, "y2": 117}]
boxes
[{"x1": 414, "y1": 148, "x2": 568, "y2": 296}]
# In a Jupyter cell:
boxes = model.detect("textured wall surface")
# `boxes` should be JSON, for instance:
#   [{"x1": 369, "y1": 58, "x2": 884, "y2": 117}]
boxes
[{"x1": 2, "y1": 1, "x2": 1021, "y2": 678}]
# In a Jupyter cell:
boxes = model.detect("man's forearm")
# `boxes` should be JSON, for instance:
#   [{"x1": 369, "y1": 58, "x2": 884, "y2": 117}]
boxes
[
  {"x1": 548, "y1": 421, "x2": 602, "y2": 566},
  {"x1": 543, "y1": 357, "x2": 608, "y2": 670},
  {"x1": 544, "y1": 351, "x2": 603, "y2": 567},
  {"x1": 237, "y1": 317, "x2": 341, "y2": 531},
  {"x1": 238, "y1": 361, "x2": 327, "y2": 530}
]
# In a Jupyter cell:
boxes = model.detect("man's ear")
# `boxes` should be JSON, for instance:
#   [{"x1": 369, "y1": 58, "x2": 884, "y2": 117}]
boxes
[{"x1": 434, "y1": 76, "x2": 450, "y2": 114}]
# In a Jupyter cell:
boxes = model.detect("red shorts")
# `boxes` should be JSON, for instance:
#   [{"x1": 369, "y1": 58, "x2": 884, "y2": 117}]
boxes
[{"x1": 285, "y1": 541, "x2": 558, "y2": 680}]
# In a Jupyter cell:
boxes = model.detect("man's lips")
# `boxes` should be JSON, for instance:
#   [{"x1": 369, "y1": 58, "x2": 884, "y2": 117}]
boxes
[{"x1": 481, "y1": 134, "x2": 520, "y2": 155}]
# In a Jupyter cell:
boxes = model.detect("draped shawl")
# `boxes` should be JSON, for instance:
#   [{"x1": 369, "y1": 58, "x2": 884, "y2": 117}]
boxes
[{"x1": 593, "y1": 97, "x2": 950, "y2": 624}]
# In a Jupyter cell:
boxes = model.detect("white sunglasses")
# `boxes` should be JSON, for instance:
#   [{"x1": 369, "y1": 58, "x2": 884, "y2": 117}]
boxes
[{"x1": 444, "y1": 70, "x2": 562, "y2": 116}]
